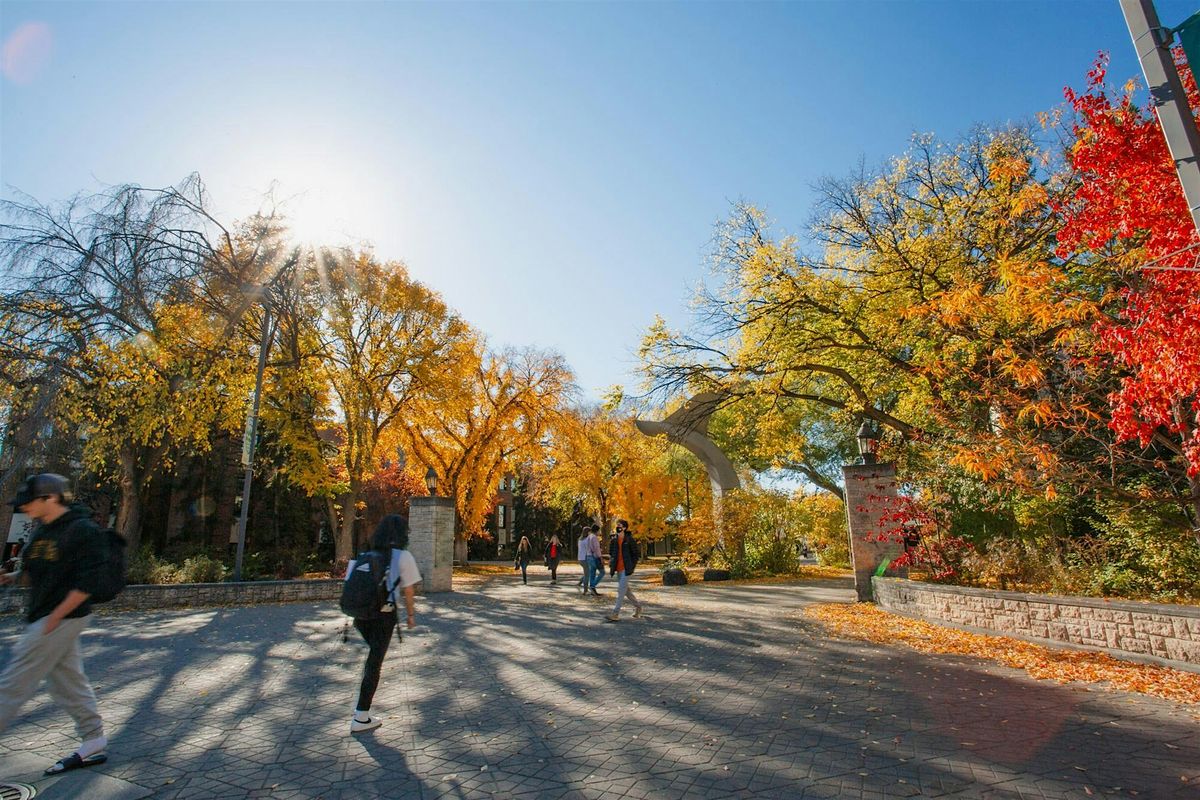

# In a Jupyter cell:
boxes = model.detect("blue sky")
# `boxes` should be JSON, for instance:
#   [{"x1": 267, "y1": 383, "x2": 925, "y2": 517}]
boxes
[{"x1": 2, "y1": 1, "x2": 1194, "y2": 401}]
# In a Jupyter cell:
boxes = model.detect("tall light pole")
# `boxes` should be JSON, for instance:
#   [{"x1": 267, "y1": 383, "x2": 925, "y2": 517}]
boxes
[
  {"x1": 233, "y1": 303, "x2": 274, "y2": 582},
  {"x1": 1121, "y1": 0, "x2": 1200, "y2": 234}
]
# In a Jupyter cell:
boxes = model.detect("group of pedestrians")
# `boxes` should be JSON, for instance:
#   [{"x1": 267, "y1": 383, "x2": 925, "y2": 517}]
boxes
[{"x1": 516, "y1": 519, "x2": 645, "y2": 622}]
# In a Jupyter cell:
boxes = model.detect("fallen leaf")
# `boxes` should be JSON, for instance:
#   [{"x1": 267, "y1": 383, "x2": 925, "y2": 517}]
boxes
[{"x1": 804, "y1": 604, "x2": 1200, "y2": 705}]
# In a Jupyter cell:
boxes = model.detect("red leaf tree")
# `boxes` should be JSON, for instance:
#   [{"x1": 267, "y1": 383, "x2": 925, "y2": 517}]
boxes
[{"x1": 1058, "y1": 52, "x2": 1200, "y2": 539}]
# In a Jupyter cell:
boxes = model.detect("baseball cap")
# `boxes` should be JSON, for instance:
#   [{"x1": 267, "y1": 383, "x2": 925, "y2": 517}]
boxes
[{"x1": 8, "y1": 473, "x2": 70, "y2": 508}]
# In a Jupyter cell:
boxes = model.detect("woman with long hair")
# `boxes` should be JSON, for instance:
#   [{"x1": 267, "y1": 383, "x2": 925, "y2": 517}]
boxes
[
  {"x1": 544, "y1": 534, "x2": 564, "y2": 585},
  {"x1": 516, "y1": 536, "x2": 533, "y2": 585},
  {"x1": 344, "y1": 514, "x2": 421, "y2": 734}
]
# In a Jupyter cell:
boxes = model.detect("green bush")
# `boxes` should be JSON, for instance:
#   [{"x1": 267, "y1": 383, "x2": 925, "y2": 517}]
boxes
[
  {"x1": 943, "y1": 499, "x2": 1200, "y2": 601},
  {"x1": 1068, "y1": 500, "x2": 1200, "y2": 600},
  {"x1": 128, "y1": 547, "x2": 187, "y2": 585},
  {"x1": 175, "y1": 555, "x2": 227, "y2": 584}
]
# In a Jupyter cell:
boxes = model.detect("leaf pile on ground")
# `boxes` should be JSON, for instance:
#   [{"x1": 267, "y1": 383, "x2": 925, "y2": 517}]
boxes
[{"x1": 805, "y1": 602, "x2": 1200, "y2": 705}]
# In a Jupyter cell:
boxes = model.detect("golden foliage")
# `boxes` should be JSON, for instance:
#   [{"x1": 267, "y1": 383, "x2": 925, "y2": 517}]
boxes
[
  {"x1": 401, "y1": 347, "x2": 573, "y2": 540},
  {"x1": 532, "y1": 406, "x2": 683, "y2": 535}
]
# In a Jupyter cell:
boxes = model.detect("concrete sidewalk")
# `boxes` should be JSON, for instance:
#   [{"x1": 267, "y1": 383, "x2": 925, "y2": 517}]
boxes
[{"x1": 1, "y1": 573, "x2": 1197, "y2": 798}]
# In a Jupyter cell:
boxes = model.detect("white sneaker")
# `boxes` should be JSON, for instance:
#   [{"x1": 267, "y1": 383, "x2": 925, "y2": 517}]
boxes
[{"x1": 350, "y1": 717, "x2": 382, "y2": 734}]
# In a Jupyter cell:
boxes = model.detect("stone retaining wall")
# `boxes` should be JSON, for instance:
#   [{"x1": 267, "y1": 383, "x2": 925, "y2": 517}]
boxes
[
  {"x1": 873, "y1": 577, "x2": 1200, "y2": 667},
  {"x1": 0, "y1": 578, "x2": 343, "y2": 616}
]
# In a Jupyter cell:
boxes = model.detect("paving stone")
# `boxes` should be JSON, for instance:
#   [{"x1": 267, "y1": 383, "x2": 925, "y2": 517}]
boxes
[{"x1": 2, "y1": 572, "x2": 1198, "y2": 798}]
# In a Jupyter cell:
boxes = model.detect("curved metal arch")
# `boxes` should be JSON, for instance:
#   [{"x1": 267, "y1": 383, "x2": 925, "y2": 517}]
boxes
[{"x1": 634, "y1": 392, "x2": 740, "y2": 497}]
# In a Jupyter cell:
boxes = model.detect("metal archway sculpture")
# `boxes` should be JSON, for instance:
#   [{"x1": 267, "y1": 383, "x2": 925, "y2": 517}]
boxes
[{"x1": 634, "y1": 392, "x2": 741, "y2": 498}]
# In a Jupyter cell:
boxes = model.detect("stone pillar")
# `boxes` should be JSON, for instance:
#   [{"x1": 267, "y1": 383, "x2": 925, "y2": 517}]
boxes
[
  {"x1": 842, "y1": 462, "x2": 902, "y2": 602},
  {"x1": 409, "y1": 497, "x2": 454, "y2": 593}
]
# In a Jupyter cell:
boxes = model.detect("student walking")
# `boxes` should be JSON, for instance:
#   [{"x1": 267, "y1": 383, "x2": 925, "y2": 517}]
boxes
[
  {"x1": 575, "y1": 525, "x2": 591, "y2": 593},
  {"x1": 585, "y1": 524, "x2": 604, "y2": 595},
  {"x1": 544, "y1": 534, "x2": 563, "y2": 585},
  {"x1": 604, "y1": 519, "x2": 644, "y2": 622},
  {"x1": 344, "y1": 514, "x2": 421, "y2": 735},
  {"x1": 0, "y1": 474, "x2": 108, "y2": 775},
  {"x1": 515, "y1": 536, "x2": 532, "y2": 584}
]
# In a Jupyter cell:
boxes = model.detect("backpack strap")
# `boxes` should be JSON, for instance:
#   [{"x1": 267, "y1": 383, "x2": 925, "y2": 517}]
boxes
[{"x1": 383, "y1": 550, "x2": 402, "y2": 604}]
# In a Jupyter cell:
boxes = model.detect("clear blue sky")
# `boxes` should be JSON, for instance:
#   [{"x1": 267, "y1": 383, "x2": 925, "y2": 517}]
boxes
[{"x1": 2, "y1": 1, "x2": 1193, "y2": 401}]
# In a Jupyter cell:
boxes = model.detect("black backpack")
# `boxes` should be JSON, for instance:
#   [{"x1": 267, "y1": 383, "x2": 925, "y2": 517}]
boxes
[
  {"x1": 339, "y1": 550, "x2": 393, "y2": 620},
  {"x1": 75, "y1": 523, "x2": 126, "y2": 604}
]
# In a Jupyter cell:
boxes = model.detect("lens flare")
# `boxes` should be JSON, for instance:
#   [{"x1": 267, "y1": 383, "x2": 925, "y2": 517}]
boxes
[{"x1": 2, "y1": 22, "x2": 53, "y2": 85}]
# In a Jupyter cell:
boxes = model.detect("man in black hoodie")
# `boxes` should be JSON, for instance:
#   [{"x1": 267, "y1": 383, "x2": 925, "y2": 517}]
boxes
[{"x1": 0, "y1": 474, "x2": 108, "y2": 775}]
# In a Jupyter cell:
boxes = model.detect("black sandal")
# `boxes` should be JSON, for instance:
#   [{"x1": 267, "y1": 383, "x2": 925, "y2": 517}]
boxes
[{"x1": 44, "y1": 752, "x2": 107, "y2": 775}]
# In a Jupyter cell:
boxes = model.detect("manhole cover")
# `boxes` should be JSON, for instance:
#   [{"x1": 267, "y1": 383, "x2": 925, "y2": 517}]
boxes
[{"x1": 0, "y1": 784, "x2": 34, "y2": 800}]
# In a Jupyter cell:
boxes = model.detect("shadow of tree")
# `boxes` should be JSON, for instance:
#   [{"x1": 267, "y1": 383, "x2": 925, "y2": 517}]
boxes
[{"x1": 1, "y1": 575, "x2": 1196, "y2": 799}]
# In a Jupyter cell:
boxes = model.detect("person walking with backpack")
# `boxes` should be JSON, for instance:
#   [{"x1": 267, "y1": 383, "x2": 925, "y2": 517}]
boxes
[
  {"x1": 341, "y1": 514, "x2": 421, "y2": 735},
  {"x1": 604, "y1": 519, "x2": 644, "y2": 622},
  {"x1": 0, "y1": 474, "x2": 109, "y2": 775}
]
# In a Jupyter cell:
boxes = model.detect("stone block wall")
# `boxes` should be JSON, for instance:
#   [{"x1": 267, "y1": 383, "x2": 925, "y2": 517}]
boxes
[
  {"x1": 409, "y1": 496, "x2": 454, "y2": 592},
  {"x1": 842, "y1": 463, "x2": 902, "y2": 602},
  {"x1": 873, "y1": 577, "x2": 1200, "y2": 667},
  {"x1": 0, "y1": 578, "x2": 343, "y2": 616}
]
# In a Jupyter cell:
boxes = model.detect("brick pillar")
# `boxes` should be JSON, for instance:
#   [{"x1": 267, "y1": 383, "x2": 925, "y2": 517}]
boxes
[
  {"x1": 409, "y1": 497, "x2": 454, "y2": 593},
  {"x1": 842, "y1": 462, "x2": 903, "y2": 602}
]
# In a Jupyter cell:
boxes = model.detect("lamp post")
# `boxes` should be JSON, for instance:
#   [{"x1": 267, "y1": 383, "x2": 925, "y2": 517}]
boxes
[
  {"x1": 424, "y1": 466, "x2": 438, "y2": 496},
  {"x1": 233, "y1": 301, "x2": 274, "y2": 582},
  {"x1": 855, "y1": 420, "x2": 881, "y2": 465}
]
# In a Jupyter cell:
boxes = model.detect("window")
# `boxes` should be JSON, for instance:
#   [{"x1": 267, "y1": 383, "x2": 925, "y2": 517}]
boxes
[{"x1": 497, "y1": 504, "x2": 507, "y2": 529}]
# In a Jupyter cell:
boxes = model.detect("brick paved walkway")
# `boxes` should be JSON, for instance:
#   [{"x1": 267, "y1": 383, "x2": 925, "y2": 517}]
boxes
[{"x1": 1, "y1": 567, "x2": 1197, "y2": 799}]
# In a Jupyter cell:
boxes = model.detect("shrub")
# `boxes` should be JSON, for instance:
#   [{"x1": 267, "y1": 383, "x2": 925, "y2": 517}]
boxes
[
  {"x1": 796, "y1": 493, "x2": 850, "y2": 569},
  {"x1": 670, "y1": 488, "x2": 850, "y2": 574},
  {"x1": 175, "y1": 554, "x2": 227, "y2": 584}
]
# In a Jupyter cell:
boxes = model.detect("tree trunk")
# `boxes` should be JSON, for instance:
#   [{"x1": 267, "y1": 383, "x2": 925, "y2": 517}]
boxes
[
  {"x1": 454, "y1": 535, "x2": 468, "y2": 564},
  {"x1": 1188, "y1": 474, "x2": 1200, "y2": 548},
  {"x1": 165, "y1": 470, "x2": 189, "y2": 544},
  {"x1": 116, "y1": 471, "x2": 143, "y2": 552},
  {"x1": 1174, "y1": 399, "x2": 1200, "y2": 546},
  {"x1": 335, "y1": 483, "x2": 360, "y2": 562}
]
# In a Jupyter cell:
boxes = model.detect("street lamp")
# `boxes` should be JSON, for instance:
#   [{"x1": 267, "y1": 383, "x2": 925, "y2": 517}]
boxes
[
  {"x1": 425, "y1": 466, "x2": 438, "y2": 495},
  {"x1": 856, "y1": 420, "x2": 881, "y2": 465},
  {"x1": 233, "y1": 289, "x2": 275, "y2": 582}
]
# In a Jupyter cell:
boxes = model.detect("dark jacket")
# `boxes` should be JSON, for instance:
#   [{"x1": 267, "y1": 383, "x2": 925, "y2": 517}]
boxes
[
  {"x1": 544, "y1": 540, "x2": 564, "y2": 566},
  {"x1": 609, "y1": 532, "x2": 640, "y2": 576},
  {"x1": 22, "y1": 505, "x2": 105, "y2": 624}
]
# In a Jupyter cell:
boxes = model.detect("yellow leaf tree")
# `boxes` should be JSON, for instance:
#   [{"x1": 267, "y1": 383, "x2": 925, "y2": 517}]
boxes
[
  {"x1": 310, "y1": 249, "x2": 475, "y2": 561},
  {"x1": 400, "y1": 346, "x2": 574, "y2": 561}
]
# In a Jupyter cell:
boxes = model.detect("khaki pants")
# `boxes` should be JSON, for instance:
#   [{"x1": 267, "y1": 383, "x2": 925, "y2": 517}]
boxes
[
  {"x1": 0, "y1": 615, "x2": 104, "y2": 741},
  {"x1": 612, "y1": 572, "x2": 641, "y2": 615}
]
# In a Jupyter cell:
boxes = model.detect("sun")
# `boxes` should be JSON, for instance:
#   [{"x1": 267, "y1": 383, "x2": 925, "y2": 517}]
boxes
[{"x1": 279, "y1": 188, "x2": 351, "y2": 249}]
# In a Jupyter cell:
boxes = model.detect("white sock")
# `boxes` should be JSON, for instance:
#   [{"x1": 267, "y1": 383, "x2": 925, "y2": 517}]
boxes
[
  {"x1": 353, "y1": 709, "x2": 371, "y2": 722},
  {"x1": 78, "y1": 735, "x2": 107, "y2": 758}
]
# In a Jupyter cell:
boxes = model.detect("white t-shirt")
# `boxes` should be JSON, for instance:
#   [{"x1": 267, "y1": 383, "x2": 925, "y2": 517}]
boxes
[{"x1": 345, "y1": 548, "x2": 422, "y2": 604}]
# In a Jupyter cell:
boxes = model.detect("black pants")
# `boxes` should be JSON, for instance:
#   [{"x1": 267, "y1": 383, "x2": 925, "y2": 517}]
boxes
[{"x1": 354, "y1": 615, "x2": 397, "y2": 711}]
